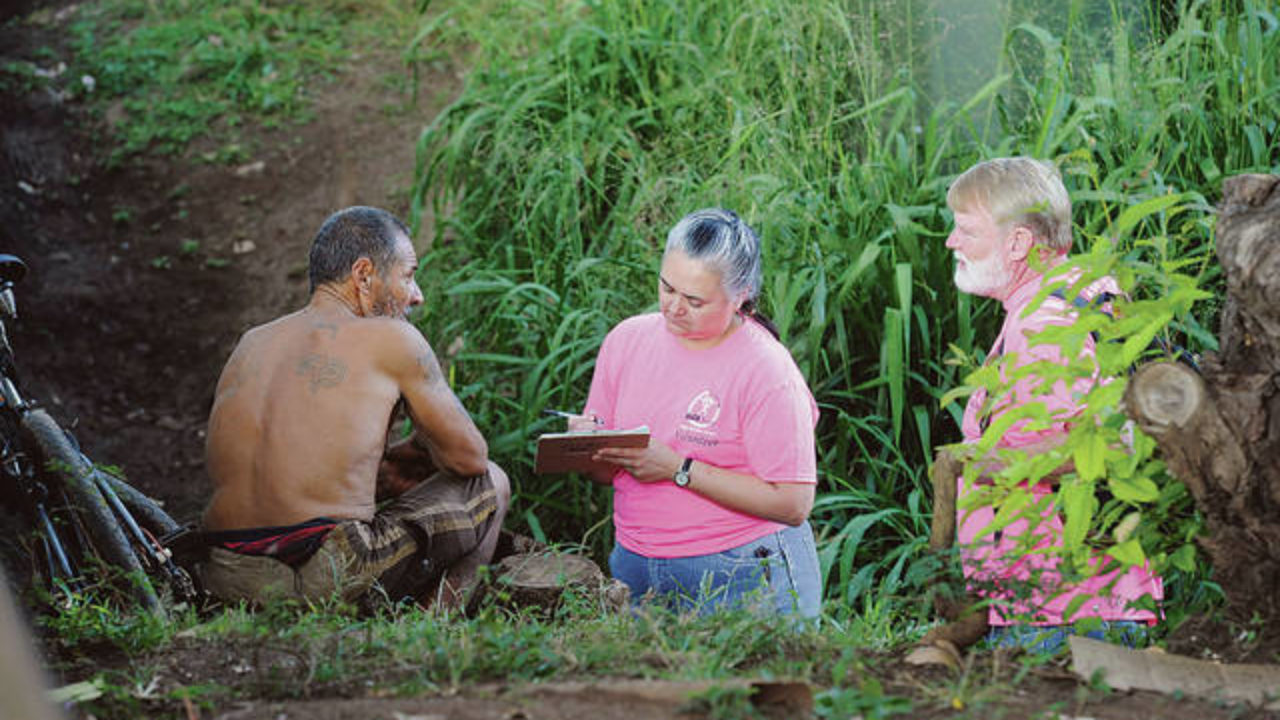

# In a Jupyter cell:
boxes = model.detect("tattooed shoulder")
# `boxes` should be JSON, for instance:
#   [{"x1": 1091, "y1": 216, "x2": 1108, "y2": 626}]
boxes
[{"x1": 416, "y1": 350, "x2": 443, "y2": 384}]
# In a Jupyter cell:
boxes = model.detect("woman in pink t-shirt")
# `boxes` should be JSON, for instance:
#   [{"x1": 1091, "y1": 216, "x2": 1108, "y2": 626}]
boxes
[{"x1": 565, "y1": 208, "x2": 822, "y2": 618}]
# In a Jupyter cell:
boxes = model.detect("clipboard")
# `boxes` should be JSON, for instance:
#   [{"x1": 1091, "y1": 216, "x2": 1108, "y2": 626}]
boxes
[{"x1": 534, "y1": 426, "x2": 650, "y2": 475}]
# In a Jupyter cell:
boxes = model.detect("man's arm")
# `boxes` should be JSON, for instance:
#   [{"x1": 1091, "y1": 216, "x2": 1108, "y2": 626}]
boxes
[
  {"x1": 964, "y1": 433, "x2": 1073, "y2": 483},
  {"x1": 386, "y1": 323, "x2": 488, "y2": 477}
]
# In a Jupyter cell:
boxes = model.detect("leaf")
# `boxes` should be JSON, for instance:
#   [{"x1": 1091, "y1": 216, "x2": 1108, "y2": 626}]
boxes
[
  {"x1": 49, "y1": 679, "x2": 105, "y2": 704},
  {"x1": 1170, "y1": 543, "x2": 1197, "y2": 572},
  {"x1": 1108, "y1": 476, "x2": 1160, "y2": 503},
  {"x1": 938, "y1": 384, "x2": 976, "y2": 411},
  {"x1": 1073, "y1": 430, "x2": 1107, "y2": 482},
  {"x1": 1106, "y1": 539, "x2": 1146, "y2": 567},
  {"x1": 985, "y1": 488, "x2": 1034, "y2": 538},
  {"x1": 1060, "y1": 479, "x2": 1095, "y2": 550},
  {"x1": 1112, "y1": 192, "x2": 1186, "y2": 239}
]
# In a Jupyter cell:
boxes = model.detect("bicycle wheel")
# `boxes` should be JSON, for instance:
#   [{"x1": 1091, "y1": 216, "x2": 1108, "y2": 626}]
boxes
[
  {"x1": 97, "y1": 471, "x2": 182, "y2": 537},
  {"x1": 20, "y1": 409, "x2": 164, "y2": 616}
]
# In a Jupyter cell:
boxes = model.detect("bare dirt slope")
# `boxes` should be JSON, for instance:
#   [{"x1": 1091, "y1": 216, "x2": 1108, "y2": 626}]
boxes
[{"x1": 1, "y1": 5, "x2": 451, "y2": 523}]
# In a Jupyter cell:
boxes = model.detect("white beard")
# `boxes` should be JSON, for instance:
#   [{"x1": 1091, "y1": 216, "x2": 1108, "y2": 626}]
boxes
[{"x1": 954, "y1": 251, "x2": 1012, "y2": 297}]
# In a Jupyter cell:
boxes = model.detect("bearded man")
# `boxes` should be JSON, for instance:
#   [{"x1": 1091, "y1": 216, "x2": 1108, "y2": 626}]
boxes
[
  {"x1": 942, "y1": 157, "x2": 1162, "y2": 653},
  {"x1": 200, "y1": 206, "x2": 509, "y2": 609}
]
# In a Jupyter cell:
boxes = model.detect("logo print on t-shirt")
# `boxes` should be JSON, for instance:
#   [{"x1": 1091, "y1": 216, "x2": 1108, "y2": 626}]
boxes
[{"x1": 684, "y1": 390, "x2": 721, "y2": 428}]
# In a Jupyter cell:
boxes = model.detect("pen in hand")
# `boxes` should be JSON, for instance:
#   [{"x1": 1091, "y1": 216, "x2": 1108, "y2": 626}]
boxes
[{"x1": 542, "y1": 409, "x2": 604, "y2": 426}]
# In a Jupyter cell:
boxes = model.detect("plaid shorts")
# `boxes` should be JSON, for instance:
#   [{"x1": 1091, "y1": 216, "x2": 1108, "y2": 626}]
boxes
[{"x1": 201, "y1": 470, "x2": 499, "y2": 606}]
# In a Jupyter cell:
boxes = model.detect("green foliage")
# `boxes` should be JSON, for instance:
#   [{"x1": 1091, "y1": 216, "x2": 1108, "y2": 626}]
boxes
[
  {"x1": 186, "y1": 595, "x2": 833, "y2": 690},
  {"x1": 816, "y1": 649, "x2": 914, "y2": 718},
  {"x1": 0, "y1": 58, "x2": 51, "y2": 95},
  {"x1": 952, "y1": 193, "x2": 1214, "y2": 623},
  {"x1": 409, "y1": 0, "x2": 1275, "y2": 618},
  {"x1": 40, "y1": 589, "x2": 178, "y2": 655},
  {"x1": 44, "y1": 594, "x2": 940, "y2": 716}
]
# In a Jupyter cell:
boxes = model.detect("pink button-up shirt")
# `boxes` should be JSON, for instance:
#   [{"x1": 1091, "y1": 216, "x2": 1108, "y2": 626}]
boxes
[{"x1": 957, "y1": 269, "x2": 1163, "y2": 626}]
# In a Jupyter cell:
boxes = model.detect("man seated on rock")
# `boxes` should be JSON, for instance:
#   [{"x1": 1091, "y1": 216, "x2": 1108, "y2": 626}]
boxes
[
  {"x1": 923, "y1": 157, "x2": 1163, "y2": 656},
  {"x1": 200, "y1": 205, "x2": 509, "y2": 609}
]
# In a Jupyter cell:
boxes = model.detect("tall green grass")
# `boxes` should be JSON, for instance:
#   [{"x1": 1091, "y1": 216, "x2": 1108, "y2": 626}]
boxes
[{"x1": 408, "y1": 0, "x2": 1278, "y2": 618}]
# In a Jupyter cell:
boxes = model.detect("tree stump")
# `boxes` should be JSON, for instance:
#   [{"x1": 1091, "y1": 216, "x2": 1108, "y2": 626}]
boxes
[
  {"x1": 469, "y1": 551, "x2": 629, "y2": 616},
  {"x1": 1124, "y1": 173, "x2": 1280, "y2": 633}
]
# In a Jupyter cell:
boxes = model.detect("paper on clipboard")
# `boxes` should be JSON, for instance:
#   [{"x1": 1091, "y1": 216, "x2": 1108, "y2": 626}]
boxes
[{"x1": 534, "y1": 425, "x2": 650, "y2": 475}]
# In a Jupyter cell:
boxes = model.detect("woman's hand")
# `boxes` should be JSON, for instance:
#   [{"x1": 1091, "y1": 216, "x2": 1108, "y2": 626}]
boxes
[
  {"x1": 566, "y1": 411, "x2": 603, "y2": 433},
  {"x1": 593, "y1": 440, "x2": 682, "y2": 484},
  {"x1": 596, "y1": 438, "x2": 815, "y2": 525}
]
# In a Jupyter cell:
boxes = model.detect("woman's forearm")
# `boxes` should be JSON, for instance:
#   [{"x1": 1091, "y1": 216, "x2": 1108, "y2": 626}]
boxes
[{"x1": 681, "y1": 462, "x2": 815, "y2": 526}]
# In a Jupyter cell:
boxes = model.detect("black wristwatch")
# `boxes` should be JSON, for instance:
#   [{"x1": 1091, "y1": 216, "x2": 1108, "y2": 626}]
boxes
[{"x1": 673, "y1": 457, "x2": 694, "y2": 487}]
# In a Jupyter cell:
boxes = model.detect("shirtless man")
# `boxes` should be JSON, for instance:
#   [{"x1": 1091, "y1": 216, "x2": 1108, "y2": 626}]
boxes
[{"x1": 200, "y1": 206, "x2": 509, "y2": 609}]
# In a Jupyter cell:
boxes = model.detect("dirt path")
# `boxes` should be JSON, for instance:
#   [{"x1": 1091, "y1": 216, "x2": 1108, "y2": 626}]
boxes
[{"x1": 1, "y1": 5, "x2": 454, "y2": 522}]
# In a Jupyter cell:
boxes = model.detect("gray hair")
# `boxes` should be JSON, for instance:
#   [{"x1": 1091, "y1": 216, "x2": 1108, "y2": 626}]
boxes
[
  {"x1": 663, "y1": 208, "x2": 762, "y2": 306},
  {"x1": 307, "y1": 206, "x2": 410, "y2": 293},
  {"x1": 946, "y1": 156, "x2": 1073, "y2": 253}
]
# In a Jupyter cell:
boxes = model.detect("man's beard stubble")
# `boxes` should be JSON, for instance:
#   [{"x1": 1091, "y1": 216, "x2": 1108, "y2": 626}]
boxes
[{"x1": 953, "y1": 251, "x2": 1012, "y2": 297}]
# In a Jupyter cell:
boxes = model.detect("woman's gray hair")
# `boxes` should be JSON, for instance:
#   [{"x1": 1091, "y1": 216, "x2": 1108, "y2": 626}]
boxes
[{"x1": 664, "y1": 208, "x2": 762, "y2": 305}]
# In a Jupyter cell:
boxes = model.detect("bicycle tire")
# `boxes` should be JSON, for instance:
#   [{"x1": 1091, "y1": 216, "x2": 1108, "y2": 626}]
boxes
[
  {"x1": 97, "y1": 472, "x2": 182, "y2": 537},
  {"x1": 20, "y1": 409, "x2": 164, "y2": 616}
]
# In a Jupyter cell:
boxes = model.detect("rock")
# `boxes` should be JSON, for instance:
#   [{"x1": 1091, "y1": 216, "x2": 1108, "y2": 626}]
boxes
[{"x1": 234, "y1": 160, "x2": 265, "y2": 177}]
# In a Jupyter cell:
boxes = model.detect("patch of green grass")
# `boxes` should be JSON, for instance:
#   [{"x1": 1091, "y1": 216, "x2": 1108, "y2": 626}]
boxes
[
  {"x1": 40, "y1": 590, "x2": 182, "y2": 656},
  {"x1": 113, "y1": 594, "x2": 908, "y2": 711},
  {"x1": 0, "y1": 58, "x2": 51, "y2": 95},
  {"x1": 48, "y1": 0, "x2": 421, "y2": 163}
]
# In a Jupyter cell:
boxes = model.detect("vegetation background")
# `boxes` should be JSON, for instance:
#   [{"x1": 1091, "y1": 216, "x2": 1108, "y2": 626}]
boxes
[
  {"x1": 408, "y1": 0, "x2": 1275, "y2": 629},
  {"x1": 3, "y1": 0, "x2": 1278, "y2": 716}
]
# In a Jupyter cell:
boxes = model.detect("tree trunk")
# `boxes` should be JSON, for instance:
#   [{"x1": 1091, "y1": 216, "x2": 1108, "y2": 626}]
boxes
[{"x1": 1125, "y1": 173, "x2": 1280, "y2": 628}]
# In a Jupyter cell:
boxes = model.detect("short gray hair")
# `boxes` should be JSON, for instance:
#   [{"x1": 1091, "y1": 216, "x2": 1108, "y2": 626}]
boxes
[
  {"x1": 946, "y1": 157, "x2": 1073, "y2": 253},
  {"x1": 663, "y1": 208, "x2": 762, "y2": 305},
  {"x1": 307, "y1": 206, "x2": 410, "y2": 293}
]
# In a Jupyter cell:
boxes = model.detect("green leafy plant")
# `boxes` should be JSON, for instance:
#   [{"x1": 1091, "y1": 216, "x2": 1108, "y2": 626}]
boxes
[{"x1": 949, "y1": 189, "x2": 1213, "y2": 626}]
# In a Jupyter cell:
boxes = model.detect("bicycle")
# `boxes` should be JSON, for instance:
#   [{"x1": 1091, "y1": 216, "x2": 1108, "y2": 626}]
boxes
[{"x1": 0, "y1": 253, "x2": 199, "y2": 618}]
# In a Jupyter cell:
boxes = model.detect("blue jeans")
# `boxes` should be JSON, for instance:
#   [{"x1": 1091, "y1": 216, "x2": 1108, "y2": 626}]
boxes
[
  {"x1": 609, "y1": 521, "x2": 822, "y2": 619},
  {"x1": 986, "y1": 620, "x2": 1150, "y2": 655}
]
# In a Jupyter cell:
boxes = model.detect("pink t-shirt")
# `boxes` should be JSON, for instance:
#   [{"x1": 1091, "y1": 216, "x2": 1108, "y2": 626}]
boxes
[
  {"x1": 958, "y1": 269, "x2": 1163, "y2": 626},
  {"x1": 584, "y1": 313, "x2": 818, "y2": 558}
]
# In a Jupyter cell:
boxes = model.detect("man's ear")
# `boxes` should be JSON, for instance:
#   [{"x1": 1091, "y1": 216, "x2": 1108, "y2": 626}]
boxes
[
  {"x1": 1005, "y1": 225, "x2": 1036, "y2": 263},
  {"x1": 351, "y1": 257, "x2": 376, "y2": 293}
]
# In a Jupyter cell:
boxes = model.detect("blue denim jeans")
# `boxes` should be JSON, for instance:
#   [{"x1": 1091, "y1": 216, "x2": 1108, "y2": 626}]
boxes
[
  {"x1": 609, "y1": 521, "x2": 822, "y2": 619},
  {"x1": 986, "y1": 620, "x2": 1150, "y2": 655}
]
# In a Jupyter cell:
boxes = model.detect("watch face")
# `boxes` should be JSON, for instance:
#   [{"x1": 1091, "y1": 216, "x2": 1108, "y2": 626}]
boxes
[{"x1": 674, "y1": 458, "x2": 693, "y2": 487}]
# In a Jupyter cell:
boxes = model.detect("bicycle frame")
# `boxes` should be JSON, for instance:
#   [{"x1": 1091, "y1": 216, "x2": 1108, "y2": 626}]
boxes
[{"x1": 0, "y1": 254, "x2": 197, "y2": 616}]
